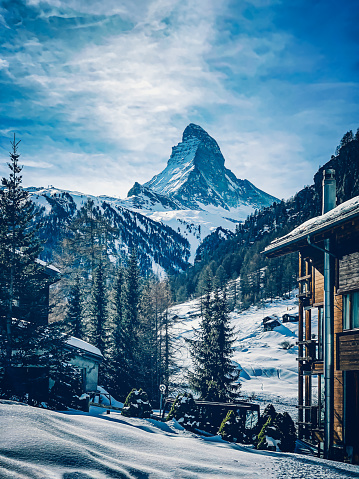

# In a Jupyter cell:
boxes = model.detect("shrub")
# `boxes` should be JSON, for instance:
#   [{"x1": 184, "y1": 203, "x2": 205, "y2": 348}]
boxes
[
  {"x1": 255, "y1": 408, "x2": 296, "y2": 452},
  {"x1": 275, "y1": 412, "x2": 296, "y2": 452},
  {"x1": 121, "y1": 389, "x2": 152, "y2": 418},
  {"x1": 256, "y1": 416, "x2": 273, "y2": 450},
  {"x1": 166, "y1": 392, "x2": 199, "y2": 430},
  {"x1": 218, "y1": 410, "x2": 245, "y2": 442}
]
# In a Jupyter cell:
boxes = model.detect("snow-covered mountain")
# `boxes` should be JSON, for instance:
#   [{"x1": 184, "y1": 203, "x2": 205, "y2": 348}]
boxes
[
  {"x1": 28, "y1": 187, "x2": 190, "y2": 275},
  {"x1": 140, "y1": 124, "x2": 276, "y2": 211},
  {"x1": 122, "y1": 124, "x2": 278, "y2": 263},
  {"x1": 27, "y1": 124, "x2": 277, "y2": 273}
]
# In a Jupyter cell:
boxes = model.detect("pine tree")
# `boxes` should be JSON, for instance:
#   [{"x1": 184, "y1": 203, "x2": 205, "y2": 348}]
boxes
[
  {"x1": 188, "y1": 276, "x2": 240, "y2": 402},
  {"x1": 106, "y1": 267, "x2": 130, "y2": 400},
  {"x1": 88, "y1": 259, "x2": 108, "y2": 355},
  {"x1": 208, "y1": 288, "x2": 240, "y2": 401},
  {"x1": 136, "y1": 278, "x2": 158, "y2": 400},
  {"x1": 0, "y1": 135, "x2": 43, "y2": 369},
  {"x1": 187, "y1": 270, "x2": 214, "y2": 399},
  {"x1": 0, "y1": 136, "x2": 79, "y2": 406},
  {"x1": 107, "y1": 249, "x2": 141, "y2": 398},
  {"x1": 64, "y1": 275, "x2": 84, "y2": 339}
]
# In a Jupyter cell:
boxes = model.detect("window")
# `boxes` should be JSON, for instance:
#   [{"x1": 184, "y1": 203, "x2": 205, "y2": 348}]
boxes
[{"x1": 343, "y1": 291, "x2": 359, "y2": 330}]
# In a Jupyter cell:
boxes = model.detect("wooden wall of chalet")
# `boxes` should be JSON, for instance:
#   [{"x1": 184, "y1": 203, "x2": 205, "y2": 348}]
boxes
[
  {"x1": 334, "y1": 294, "x2": 343, "y2": 444},
  {"x1": 337, "y1": 331, "x2": 359, "y2": 371},
  {"x1": 339, "y1": 252, "x2": 359, "y2": 293},
  {"x1": 313, "y1": 268, "x2": 324, "y2": 305},
  {"x1": 312, "y1": 267, "x2": 343, "y2": 443}
]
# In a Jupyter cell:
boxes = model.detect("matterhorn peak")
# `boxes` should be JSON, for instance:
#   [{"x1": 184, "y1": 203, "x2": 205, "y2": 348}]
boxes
[{"x1": 130, "y1": 124, "x2": 277, "y2": 211}]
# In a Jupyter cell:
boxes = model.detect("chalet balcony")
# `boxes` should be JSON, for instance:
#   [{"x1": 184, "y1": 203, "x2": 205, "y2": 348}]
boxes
[{"x1": 337, "y1": 329, "x2": 359, "y2": 371}]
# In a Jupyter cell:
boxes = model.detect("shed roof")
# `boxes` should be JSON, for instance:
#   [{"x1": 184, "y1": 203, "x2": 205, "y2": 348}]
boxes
[
  {"x1": 66, "y1": 337, "x2": 103, "y2": 359},
  {"x1": 264, "y1": 195, "x2": 359, "y2": 258}
]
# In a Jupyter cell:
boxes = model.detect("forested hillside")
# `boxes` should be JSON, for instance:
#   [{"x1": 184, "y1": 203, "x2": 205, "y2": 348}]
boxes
[{"x1": 170, "y1": 129, "x2": 359, "y2": 307}]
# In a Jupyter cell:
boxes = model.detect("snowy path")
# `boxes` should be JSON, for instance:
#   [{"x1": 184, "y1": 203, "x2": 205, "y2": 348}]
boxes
[{"x1": 1, "y1": 403, "x2": 358, "y2": 479}]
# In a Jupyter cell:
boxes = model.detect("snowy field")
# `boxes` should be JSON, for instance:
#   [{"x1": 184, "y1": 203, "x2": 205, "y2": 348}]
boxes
[
  {"x1": 169, "y1": 291, "x2": 317, "y2": 421},
  {"x1": 1, "y1": 401, "x2": 358, "y2": 479}
]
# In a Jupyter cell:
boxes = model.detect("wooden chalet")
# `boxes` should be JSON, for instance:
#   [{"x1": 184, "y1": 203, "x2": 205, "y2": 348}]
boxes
[
  {"x1": 263, "y1": 316, "x2": 281, "y2": 331},
  {"x1": 264, "y1": 169, "x2": 359, "y2": 463}
]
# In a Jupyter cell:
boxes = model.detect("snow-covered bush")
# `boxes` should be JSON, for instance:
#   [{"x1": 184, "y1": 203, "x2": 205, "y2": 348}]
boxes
[
  {"x1": 166, "y1": 393, "x2": 199, "y2": 430},
  {"x1": 275, "y1": 412, "x2": 296, "y2": 452},
  {"x1": 121, "y1": 389, "x2": 152, "y2": 418},
  {"x1": 255, "y1": 406, "x2": 296, "y2": 452},
  {"x1": 218, "y1": 410, "x2": 245, "y2": 442},
  {"x1": 256, "y1": 416, "x2": 276, "y2": 450}
]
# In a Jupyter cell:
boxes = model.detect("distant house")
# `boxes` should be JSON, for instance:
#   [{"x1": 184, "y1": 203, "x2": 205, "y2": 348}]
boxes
[
  {"x1": 65, "y1": 337, "x2": 103, "y2": 393},
  {"x1": 262, "y1": 316, "x2": 281, "y2": 331},
  {"x1": 282, "y1": 313, "x2": 299, "y2": 323}
]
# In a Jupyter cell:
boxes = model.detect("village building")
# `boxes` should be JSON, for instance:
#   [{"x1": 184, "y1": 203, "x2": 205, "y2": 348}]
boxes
[
  {"x1": 65, "y1": 337, "x2": 103, "y2": 394},
  {"x1": 282, "y1": 313, "x2": 299, "y2": 323},
  {"x1": 264, "y1": 169, "x2": 359, "y2": 463},
  {"x1": 4, "y1": 261, "x2": 102, "y2": 405},
  {"x1": 262, "y1": 315, "x2": 282, "y2": 331}
]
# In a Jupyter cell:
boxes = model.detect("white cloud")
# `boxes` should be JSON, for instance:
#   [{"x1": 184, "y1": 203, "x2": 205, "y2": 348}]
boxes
[
  {"x1": 3, "y1": 0, "x2": 358, "y2": 201},
  {"x1": 0, "y1": 58, "x2": 9, "y2": 70}
]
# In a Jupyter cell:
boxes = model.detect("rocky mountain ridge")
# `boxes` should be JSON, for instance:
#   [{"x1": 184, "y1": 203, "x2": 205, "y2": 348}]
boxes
[{"x1": 137, "y1": 123, "x2": 277, "y2": 211}]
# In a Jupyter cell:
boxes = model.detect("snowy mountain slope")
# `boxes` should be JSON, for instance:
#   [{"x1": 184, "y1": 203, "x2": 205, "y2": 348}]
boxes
[
  {"x1": 1, "y1": 402, "x2": 358, "y2": 478},
  {"x1": 28, "y1": 186, "x2": 191, "y2": 274},
  {"x1": 169, "y1": 291, "x2": 305, "y2": 407}
]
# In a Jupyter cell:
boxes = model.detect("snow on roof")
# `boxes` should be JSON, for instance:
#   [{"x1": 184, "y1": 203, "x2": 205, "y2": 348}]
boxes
[
  {"x1": 35, "y1": 258, "x2": 61, "y2": 275},
  {"x1": 66, "y1": 337, "x2": 103, "y2": 358},
  {"x1": 265, "y1": 195, "x2": 359, "y2": 255}
]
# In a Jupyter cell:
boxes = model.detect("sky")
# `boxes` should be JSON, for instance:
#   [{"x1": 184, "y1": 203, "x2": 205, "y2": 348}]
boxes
[{"x1": 0, "y1": 0, "x2": 359, "y2": 200}]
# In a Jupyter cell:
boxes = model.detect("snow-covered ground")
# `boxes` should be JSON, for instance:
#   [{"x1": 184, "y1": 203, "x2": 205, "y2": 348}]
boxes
[
  {"x1": 1, "y1": 401, "x2": 358, "y2": 478},
  {"x1": 170, "y1": 292, "x2": 307, "y2": 418}
]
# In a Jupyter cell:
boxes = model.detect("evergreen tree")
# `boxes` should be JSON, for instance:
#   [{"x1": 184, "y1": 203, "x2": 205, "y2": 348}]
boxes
[
  {"x1": 188, "y1": 276, "x2": 240, "y2": 402},
  {"x1": 208, "y1": 288, "x2": 240, "y2": 401},
  {"x1": 108, "y1": 249, "x2": 141, "y2": 398},
  {"x1": 123, "y1": 248, "x2": 141, "y2": 330},
  {"x1": 0, "y1": 136, "x2": 79, "y2": 406},
  {"x1": 0, "y1": 135, "x2": 43, "y2": 369},
  {"x1": 136, "y1": 279, "x2": 157, "y2": 399},
  {"x1": 107, "y1": 267, "x2": 132, "y2": 400},
  {"x1": 187, "y1": 270, "x2": 214, "y2": 399},
  {"x1": 88, "y1": 259, "x2": 108, "y2": 355},
  {"x1": 64, "y1": 275, "x2": 84, "y2": 339}
]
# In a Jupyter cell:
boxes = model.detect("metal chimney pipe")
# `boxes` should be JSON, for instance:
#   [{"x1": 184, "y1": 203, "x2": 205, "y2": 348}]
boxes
[
  {"x1": 322, "y1": 169, "x2": 336, "y2": 214},
  {"x1": 322, "y1": 168, "x2": 336, "y2": 460}
]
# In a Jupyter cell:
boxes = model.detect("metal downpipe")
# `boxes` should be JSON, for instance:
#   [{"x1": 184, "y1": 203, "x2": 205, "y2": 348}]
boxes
[
  {"x1": 323, "y1": 237, "x2": 334, "y2": 459},
  {"x1": 322, "y1": 169, "x2": 336, "y2": 460}
]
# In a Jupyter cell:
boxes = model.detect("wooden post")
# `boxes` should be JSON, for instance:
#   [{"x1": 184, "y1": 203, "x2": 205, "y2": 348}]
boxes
[{"x1": 298, "y1": 253, "x2": 304, "y2": 439}]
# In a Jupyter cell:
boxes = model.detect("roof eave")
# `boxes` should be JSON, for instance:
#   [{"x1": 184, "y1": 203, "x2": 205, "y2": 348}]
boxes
[{"x1": 263, "y1": 208, "x2": 359, "y2": 258}]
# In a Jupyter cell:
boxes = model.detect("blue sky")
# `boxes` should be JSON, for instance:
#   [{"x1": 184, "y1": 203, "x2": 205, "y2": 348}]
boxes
[{"x1": 1, "y1": 0, "x2": 358, "y2": 200}]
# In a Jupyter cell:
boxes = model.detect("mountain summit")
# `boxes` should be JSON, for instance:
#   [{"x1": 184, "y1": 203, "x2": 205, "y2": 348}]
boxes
[{"x1": 133, "y1": 124, "x2": 277, "y2": 211}]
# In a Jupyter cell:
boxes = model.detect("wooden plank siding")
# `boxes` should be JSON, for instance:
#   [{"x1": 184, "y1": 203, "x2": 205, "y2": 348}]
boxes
[
  {"x1": 338, "y1": 252, "x2": 359, "y2": 293},
  {"x1": 333, "y1": 293, "x2": 343, "y2": 444},
  {"x1": 337, "y1": 330, "x2": 359, "y2": 371},
  {"x1": 314, "y1": 268, "x2": 324, "y2": 305}
]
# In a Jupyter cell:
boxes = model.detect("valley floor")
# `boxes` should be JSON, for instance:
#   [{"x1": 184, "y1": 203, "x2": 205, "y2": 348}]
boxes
[{"x1": 1, "y1": 402, "x2": 358, "y2": 479}]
